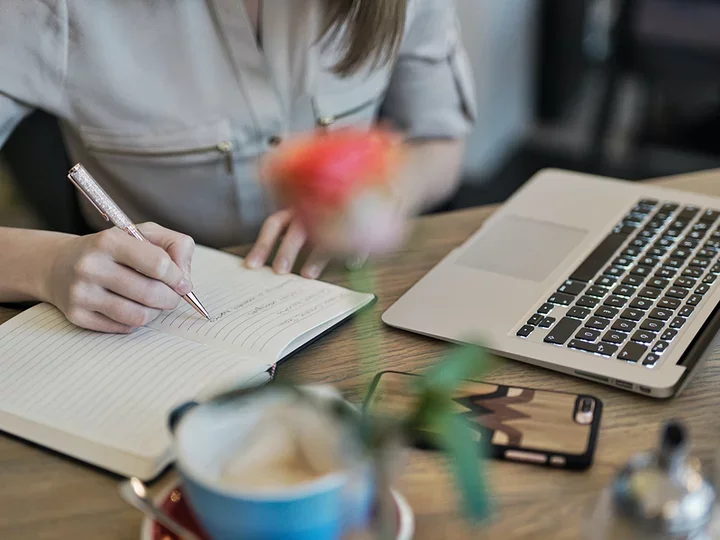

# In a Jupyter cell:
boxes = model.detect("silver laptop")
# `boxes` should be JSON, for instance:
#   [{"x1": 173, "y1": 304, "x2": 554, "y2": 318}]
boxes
[{"x1": 383, "y1": 169, "x2": 720, "y2": 398}]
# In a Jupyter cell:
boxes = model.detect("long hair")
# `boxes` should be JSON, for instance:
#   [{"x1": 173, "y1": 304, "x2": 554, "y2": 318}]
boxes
[{"x1": 322, "y1": 0, "x2": 408, "y2": 76}]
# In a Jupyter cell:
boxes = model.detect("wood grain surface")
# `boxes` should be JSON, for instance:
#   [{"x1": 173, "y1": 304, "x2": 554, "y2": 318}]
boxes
[{"x1": 1, "y1": 168, "x2": 720, "y2": 539}]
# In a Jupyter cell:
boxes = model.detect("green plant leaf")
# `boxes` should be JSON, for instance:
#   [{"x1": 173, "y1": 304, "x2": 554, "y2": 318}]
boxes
[
  {"x1": 433, "y1": 410, "x2": 492, "y2": 522},
  {"x1": 418, "y1": 342, "x2": 489, "y2": 394}
]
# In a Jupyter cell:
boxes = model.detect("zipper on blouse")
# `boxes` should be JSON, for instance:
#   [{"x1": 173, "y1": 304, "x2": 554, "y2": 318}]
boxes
[
  {"x1": 87, "y1": 141, "x2": 236, "y2": 175},
  {"x1": 314, "y1": 97, "x2": 377, "y2": 129}
]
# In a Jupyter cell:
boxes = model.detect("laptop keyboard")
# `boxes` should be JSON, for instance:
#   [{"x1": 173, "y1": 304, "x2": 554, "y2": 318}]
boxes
[{"x1": 516, "y1": 199, "x2": 720, "y2": 368}]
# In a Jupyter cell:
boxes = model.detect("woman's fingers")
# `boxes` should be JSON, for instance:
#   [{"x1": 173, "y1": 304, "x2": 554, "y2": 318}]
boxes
[
  {"x1": 96, "y1": 229, "x2": 192, "y2": 296},
  {"x1": 84, "y1": 285, "x2": 162, "y2": 328},
  {"x1": 137, "y1": 222, "x2": 196, "y2": 277},
  {"x1": 94, "y1": 257, "x2": 181, "y2": 311},
  {"x1": 245, "y1": 210, "x2": 294, "y2": 269},
  {"x1": 301, "y1": 248, "x2": 331, "y2": 279},
  {"x1": 273, "y1": 219, "x2": 308, "y2": 274},
  {"x1": 64, "y1": 306, "x2": 135, "y2": 334}
]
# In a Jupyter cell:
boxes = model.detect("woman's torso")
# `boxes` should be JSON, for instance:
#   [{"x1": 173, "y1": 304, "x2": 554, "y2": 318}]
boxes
[{"x1": 60, "y1": 1, "x2": 396, "y2": 247}]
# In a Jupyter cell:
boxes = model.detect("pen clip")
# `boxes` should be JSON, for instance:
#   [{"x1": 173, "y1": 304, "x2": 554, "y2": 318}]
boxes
[{"x1": 67, "y1": 170, "x2": 109, "y2": 221}]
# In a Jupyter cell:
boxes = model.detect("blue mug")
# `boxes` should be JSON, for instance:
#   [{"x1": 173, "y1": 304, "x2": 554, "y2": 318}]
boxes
[{"x1": 168, "y1": 386, "x2": 374, "y2": 540}]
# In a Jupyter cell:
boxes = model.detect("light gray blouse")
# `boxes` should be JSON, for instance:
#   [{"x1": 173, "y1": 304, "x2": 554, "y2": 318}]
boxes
[{"x1": 0, "y1": 0, "x2": 476, "y2": 248}]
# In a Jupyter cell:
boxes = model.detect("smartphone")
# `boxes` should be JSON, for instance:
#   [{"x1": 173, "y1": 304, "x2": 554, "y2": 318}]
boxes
[{"x1": 363, "y1": 371, "x2": 602, "y2": 470}]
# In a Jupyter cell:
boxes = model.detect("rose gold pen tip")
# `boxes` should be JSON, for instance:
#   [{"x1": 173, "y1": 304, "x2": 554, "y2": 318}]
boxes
[{"x1": 183, "y1": 292, "x2": 211, "y2": 320}]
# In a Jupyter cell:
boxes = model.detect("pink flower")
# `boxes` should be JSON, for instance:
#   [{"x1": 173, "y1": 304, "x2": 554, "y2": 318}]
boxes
[{"x1": 262, "y1": 127, "x2": 407, "y2": 255}]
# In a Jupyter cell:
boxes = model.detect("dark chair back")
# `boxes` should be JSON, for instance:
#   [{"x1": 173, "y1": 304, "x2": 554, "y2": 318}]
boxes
[{"x1": 1, "y1": 110, "x2": 90, "y2": 235}]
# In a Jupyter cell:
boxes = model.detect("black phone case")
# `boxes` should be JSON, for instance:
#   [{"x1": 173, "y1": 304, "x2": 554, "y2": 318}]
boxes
[{"x1": 363, "y1": 370, "x2": 603, "y2": 471}]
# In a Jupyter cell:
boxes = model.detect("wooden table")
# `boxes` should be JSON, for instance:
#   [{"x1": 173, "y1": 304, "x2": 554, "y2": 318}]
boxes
[{"x1": 2, "y1": 169, "x2": 720, "y2": 539}]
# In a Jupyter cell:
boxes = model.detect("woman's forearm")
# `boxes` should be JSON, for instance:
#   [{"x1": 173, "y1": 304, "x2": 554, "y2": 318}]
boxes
[
  {"x1": 0, "y1": 227, "x2": 74, "y2": 303},
  {"x1": 395, "y1": 139, "x2": 466, "y2": 215}
]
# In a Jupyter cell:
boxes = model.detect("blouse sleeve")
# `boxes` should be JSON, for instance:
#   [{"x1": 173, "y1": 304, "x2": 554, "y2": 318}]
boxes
[
  {"x1": 0, "y1": 1, "x2": 67, "y2": 148},
  {"x1": 379, "y1": 0, "x2": 477, "y2": 140}
]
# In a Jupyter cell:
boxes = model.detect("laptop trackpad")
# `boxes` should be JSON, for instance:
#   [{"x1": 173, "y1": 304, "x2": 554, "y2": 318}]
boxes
[{"x1": 455, "y1": 215, "x2": 588, "y2": 283}]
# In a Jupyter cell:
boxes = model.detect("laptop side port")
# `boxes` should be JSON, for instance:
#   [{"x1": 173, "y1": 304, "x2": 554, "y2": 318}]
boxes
[
  {"x1": 575, "y1": 370, "x2": 609, "y2": 383},
  {"x1": 614, "y1": 379, "x2": 633, "y2": 390}
]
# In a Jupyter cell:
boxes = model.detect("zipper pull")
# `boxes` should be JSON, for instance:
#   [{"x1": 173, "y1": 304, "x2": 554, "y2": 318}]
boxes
[{"x1": 217, "y1": 141, "x2": 234, "y2": 174}]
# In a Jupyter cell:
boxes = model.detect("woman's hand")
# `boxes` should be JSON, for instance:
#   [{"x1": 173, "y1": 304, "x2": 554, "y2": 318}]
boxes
[
  {"x1": 244, "y1": 210, "x2": 332, "y2": 279},
  {"x1": 44, "y1": 222, "x2": 196, "y2": 333}
]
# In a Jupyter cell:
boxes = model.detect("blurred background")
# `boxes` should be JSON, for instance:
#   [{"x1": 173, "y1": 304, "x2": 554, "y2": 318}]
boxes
[{"x1": 2, "y1": 0, "x2": 720, "y2": 231}]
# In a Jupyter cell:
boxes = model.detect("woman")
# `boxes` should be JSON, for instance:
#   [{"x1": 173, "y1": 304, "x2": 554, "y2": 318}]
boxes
[{"x1": 0, "y1": 0, "x2": 476, "y2": 333}]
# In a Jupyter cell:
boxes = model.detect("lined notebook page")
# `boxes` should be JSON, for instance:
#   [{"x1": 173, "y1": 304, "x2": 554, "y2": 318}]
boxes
[
  {"x1": 0, "y1": 304, "x2": 270, "y2": 462},
  {"x1": 150, "y1": 246, "x2": 374, "y2": 360}
]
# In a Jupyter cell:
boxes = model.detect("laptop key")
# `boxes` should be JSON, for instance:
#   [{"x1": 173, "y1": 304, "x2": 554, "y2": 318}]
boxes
[
  {"x1": 539, "y1": 317, "x2": 556, "y2": 328},
  {"x1": 656, "y1": 268, "x2": 677, "y2": 279},
  {"x1": 679, "y1": 306, "x2": 694, "y2": 318},
  {"x1": 595, "y1": 306, "x2": 619, "y2": 319},
  {"x1": 640, "y1": 319, "x2": 664, "y2": 332},
  {"x1": 631, "y1": 238, "x2": 650, "y2": 247},
  {"x1": 586, "y1": 317, "x2": 610, "y2": 330},
  {"x1": 517, "y1": 325, "x2": 534, "y2": 338},
  {"x1": 624, "y1": 245, "x2": 645, "y2": 256},
  {"x1": 687, "y1": 294, "x2": 702, "y2": 306},
  {"x1": 618, "y1": 342, "x2": 648, "y2": 363},
  {"x1": 576, "y1": 296, "x2": 601, "y2": 308},
  {"x1": 674, "y1": 277, "x2": 696, "y2": 289},
  {"x1": 630, "y1": 265, "x2": 653, "y2": 277},
  {"x1": 576, "y1": 328, "x2": 601, "y2": 342},
  {"x1": 648, "y1": 277, "x2": 670, "y2": 289},
  {"x1": 527, "y1": 314, "x2": 544, "y2": 326},
  {"x1": 557, "y1": 280, "x2": 586, "y2": 296},
  {"x1": 548, "y1": 293, "x2": 574, "y2": 306},
  {"x1": 629, "y1": 298, "x2": 653, "y2": 310},
  {"x1": 700, "y1": 209, "x2": 720, "y2": 222},
  {"x1": 689, "y1": 257, "x2": 711, "y2": 268},
  {"x1": 703, "y1": 274, "x2": 717, "y2": 284},
  {"x1": 711, "y1": 263, "x2": 720, "y2": 274},
  {"x1": 538, "y1": 303, "x2": 554, "y2": 314},
  {"x1": 544, "y1": 318, "x2": 582, "y2": 345},
  {"x1": 670, "y1": 317, "x2": 686, "y2": 329},
  {"x1": 663, "y1": 258, "x2": 684, "y2": 269},
  {"x1": 653, "y1": 341, "x2": 670, "y2": 354},
  {"x1": 660, "y1": 203, "x2": 679, "y2": 213},
  {"x1": 602, "y1": 330, "x2": 628, "y2": 344},
  {"x1": 638, "y1": 287, "x2": 662, "y2": 300},
  {"x1": 678, "y1": 206, "x2": 700, "y2": 220},
  {"x1": 620, "y1": 309, "x2": 644, "y2": 321},
  {"x1": 682, "y1": 267, "x2": 703, "y2": 279},
  {"x1": 613, "y1": 256, "x2": 633, "y2": 267},
  {"x1": 622, "y1": 275, "x2": 645, "y2": 286},
  {"x1": 649, "y1": 308, "x2": 672, "y2": 321},
  {"x1": 631, "y1": 330, "x2": 656, "y2": 344},
  {"x1": 661, "y1": 329, "x2": 678, "y2": 341},
  {"x1": 647, "y1": 247, "x2": 667, "y2": 258},
  {"x1": 613, "y1": 319, "x2": 637, "y2": 332},
  {"x1": 569, "y1": 232, "x2": 630, "y2": 282},
  {"x1": 696, "y1": 283, "x2": 711, "y2": 295},
  {"x1": 639, "y1": 256, "x2": 659, "y2": 267},
  {"x1": 679, "y1": 238, "x2": 699, "y2": 249},
  {"x1": 567, "y1": 306, "x2": 591, "y2": 319},
  {"x1": 604, "y1": 295, "x2": 627, "y2": 308},
  {"x1": 604, "y1": 265, "x2": 625, "y2": 277},
  {"x1": 643, "y1": 353, "x2": 660, "y2": 366},
  {"x1": 595, "y1": 276, "x2": 618, "y2": 287},
  {"x1": 697, "y1": 248, "x2": 716, "y2": 258},
  {"x1": 666, "y1": 287, "x2": 689, "y2": 299},
  {"x1": 613, "y1": 285, "x2": 636, "y2": 297},
  {"x1": 586, "y1": 285, "x2": 609, "y2": 297},
  {"x1": 656, "y1": 237, "x2": 675, "y2": 248},
  {"x1": 657, "y1": 297, "x2": 681, "y2": 310},
  {"x1": 670, "y1": 248, "x2": 692, "y2": 259},
  {"x1": 568, "y1": 339, "x2": 617, "y2": 357}
]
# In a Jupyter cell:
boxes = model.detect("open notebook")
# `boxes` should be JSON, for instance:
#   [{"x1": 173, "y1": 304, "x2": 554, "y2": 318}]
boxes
[{"x1": 0, "y1": 246, "x2": 374, "y2": 480}]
